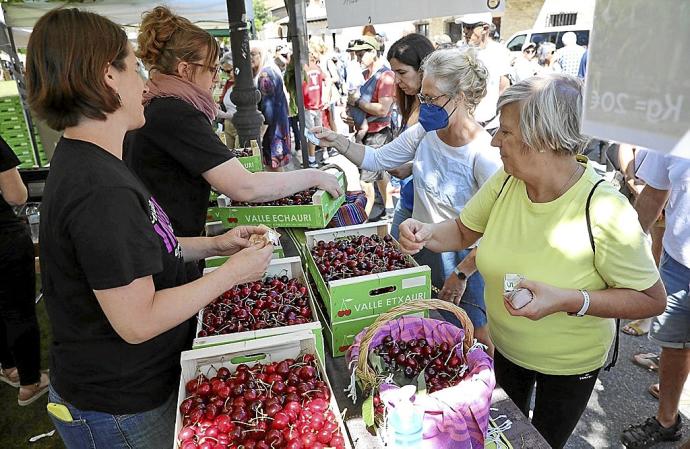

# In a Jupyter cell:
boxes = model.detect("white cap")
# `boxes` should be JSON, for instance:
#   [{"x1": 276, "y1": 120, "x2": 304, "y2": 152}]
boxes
[{"x1": 455, "y1": 12, "x2": 493, "y2": 25}]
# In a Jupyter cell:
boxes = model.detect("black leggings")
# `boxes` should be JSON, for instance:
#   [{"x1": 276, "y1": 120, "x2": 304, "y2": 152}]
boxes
[
  {"x1": 494, "y1": 350, "x2": 600, "y2": 449},
  {"x1": 289, "y1": 116, "x2": 301, "y2": 151},
  {"x1": 0, "y1": 225, "x2": 40, "y2": 385}
]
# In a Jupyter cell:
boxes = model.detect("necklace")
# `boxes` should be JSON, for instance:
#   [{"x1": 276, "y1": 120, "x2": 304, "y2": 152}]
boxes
[{"x1": 556, "y1": 163, "x2": 584, "y2": 198}]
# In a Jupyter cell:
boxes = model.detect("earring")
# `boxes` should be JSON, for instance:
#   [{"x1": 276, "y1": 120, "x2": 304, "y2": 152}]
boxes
[{"x1": 115, "y1": 93, "x2": 123, "y2": 106}]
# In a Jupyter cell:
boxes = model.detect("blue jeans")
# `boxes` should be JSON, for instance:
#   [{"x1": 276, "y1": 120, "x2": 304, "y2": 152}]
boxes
[
  {"x1": 390, "y1": 202, "x2": 413, "y2": 241},
  {"x1": 47, "y1": 385, "x2": 176, "y2": 449},
  {"x1": 414, "y1": 247, "x2": 487, "y2": 327},
  {"x1": 649, "y1": 250, "x2": 690, "y2": 349}
]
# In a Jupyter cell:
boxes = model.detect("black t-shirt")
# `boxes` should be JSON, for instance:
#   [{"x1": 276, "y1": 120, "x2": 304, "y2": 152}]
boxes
[
  {"x1": 0, "y1": 136, "x2": 24, "y2": 231},
  {"x1": 41, "y1": 137, "x2": 189, "y2": 414},
  {"x1": 125, "y1": 97, "x2": 234, "y2": 238}
]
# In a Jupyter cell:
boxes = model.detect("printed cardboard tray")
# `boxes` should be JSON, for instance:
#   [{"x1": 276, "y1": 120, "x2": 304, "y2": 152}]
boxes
[
  {"x1": 304, "y1": 222, "x2": 431, "y2": 325},
  {"x1": 174, "y1": 332, "x2": 352, "y2": 449},
  {"x1": 193, "y1": 257, "x2": 324, "y2": 361},
  {"x1": 207, "y1": 170, "x2": 346, "y2": 229},
  {"x1": 312, "y1": 279, "x2": 426, "y2": 358}
]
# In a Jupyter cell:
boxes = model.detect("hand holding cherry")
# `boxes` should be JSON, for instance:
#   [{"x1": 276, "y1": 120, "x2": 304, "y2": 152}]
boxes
[{"x1": 398, "y1": 219, "x2": 433, "y2": 255}]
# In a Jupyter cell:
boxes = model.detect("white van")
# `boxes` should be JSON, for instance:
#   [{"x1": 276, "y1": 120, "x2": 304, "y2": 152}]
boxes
[
  {"x1": 505, "y1": 26, "x2": 590, "y2": 54},
  {"x1": 505, "y1": 0, "x2": 593, "y2": 54}
]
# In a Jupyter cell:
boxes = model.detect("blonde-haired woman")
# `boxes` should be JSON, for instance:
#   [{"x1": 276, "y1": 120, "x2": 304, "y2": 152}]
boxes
[
  {"x1": 127, "y1": 7, "x2": 341, "y2": 280},
  {"x1": 313, "y1": 48, "x2": 502, "y2": 347},
  {"x1": 397, "y1": 74, "x2": 666, "y2": 448}
]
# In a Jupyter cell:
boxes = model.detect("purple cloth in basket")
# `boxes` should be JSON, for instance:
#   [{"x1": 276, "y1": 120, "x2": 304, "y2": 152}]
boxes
[{"x1": 347, "y1": 316, "x2": 495, "y2": 449}]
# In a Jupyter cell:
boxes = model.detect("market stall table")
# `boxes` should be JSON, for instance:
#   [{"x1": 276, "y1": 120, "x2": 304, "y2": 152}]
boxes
[{"x1": 325, "y1": 355, "x2": 551, "y2": 449}]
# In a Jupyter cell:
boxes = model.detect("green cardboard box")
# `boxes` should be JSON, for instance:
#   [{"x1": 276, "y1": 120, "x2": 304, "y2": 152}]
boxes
[
  {"x1": 304, "y1": 223, "x2": 432, "y2": 325},
  {"x1": 206, "y1": 170, "x2": 346, "y2": 229},
  {"x1": 313, "y1": 288, "x2": 426, "y2": 357},
  {"x1": 193, "y1": 257, "x2": 325, "y2": 362}
]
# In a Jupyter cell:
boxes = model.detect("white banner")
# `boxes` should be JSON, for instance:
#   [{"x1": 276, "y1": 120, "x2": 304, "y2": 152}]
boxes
[
  {"x1": 324, "y1": 0, "x2": 504, "y2": 30},
  {"x1": 581, "y1": 0, "x2": 690, "y2": 158}
]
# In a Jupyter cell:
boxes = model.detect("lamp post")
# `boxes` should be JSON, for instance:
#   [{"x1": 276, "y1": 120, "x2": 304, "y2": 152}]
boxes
[{"x1": 226, "y1": 0, "x2": 264, "y2": 147}]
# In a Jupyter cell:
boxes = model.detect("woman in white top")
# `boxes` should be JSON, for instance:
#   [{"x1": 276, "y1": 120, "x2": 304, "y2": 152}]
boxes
[{"x1": 313, "y1": 48, "x2": 502, "y2": 347}]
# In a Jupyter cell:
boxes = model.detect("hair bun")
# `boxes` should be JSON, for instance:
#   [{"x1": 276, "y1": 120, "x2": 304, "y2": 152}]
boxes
[
  {"x1": 137, "y1": 6, "x2": 180, "y2": 66},
  {"x1": 463, "y1": 48, "x2": 488, "y2": 81}
]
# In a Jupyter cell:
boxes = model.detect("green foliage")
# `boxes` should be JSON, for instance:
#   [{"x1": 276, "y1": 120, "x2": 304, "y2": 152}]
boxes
[{"x1": 253, "y1": 0, "x2": 271, "y2": 32}]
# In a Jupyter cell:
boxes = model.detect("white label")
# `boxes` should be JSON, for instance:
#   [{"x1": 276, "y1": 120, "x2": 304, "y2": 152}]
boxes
[
  {"x1": 504, "y1": 274, "x2": 522, "y2": 293},
  {"x1": 402, "y1": 276, "x2": 427, "y2": 289}
]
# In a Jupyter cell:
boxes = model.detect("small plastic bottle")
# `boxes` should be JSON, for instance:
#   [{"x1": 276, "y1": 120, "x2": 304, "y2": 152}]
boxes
[
  {"x1": 387, "y1": 385, "x2": 424, "y2": 449},
  {"x1": 26, "y1": 204, "x2": 40, "y2": 243}
]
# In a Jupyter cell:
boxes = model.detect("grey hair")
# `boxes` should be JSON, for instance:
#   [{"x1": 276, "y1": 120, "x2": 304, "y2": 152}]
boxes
[
  {"x1": 420, "y1": 47, "x2": 488, "y2": 114},
  {"x1": 537, "y1": 42, "x2": 556, "y2": 66},
  {"x1": 220, "y1": 52, "x2": 233, "y2": 67},
  {"x1": 496, "y1": 73, "x2": 590, "y2": 155}
]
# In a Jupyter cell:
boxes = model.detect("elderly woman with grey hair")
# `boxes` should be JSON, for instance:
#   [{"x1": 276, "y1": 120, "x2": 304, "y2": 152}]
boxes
[
  {"x1": 396, "y1": 73, "x2": 667, "y2": 448},
  {"x1": 313, "y1": 47, "x2": 502, "y2": 350}
]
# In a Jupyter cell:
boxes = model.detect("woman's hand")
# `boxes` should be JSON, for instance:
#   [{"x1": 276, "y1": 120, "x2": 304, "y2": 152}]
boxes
[
  {"x1": 307, "y1": 169, "x2": 343, "y2": 198},
  {"x1": 439, "y1": 272, "x2": 467, "y2": 304},
  {"x1": 312, "y1": 126, "x2": 341, "y2": 147},
  {"x1": 221, "y1": 243, "x2": 273, "y2": 285},
  {"x1": 398, "y1": 219, "x2": 433, "y2": 255},
  {"x1": 214, "y1": 226, "x2": 267, "y2": 256},
  {"x1": 503, "y1": 278, "x2": 571, "y2": 320}
]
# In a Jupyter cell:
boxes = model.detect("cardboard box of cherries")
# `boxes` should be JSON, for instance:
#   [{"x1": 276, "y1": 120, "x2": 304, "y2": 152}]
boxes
[
  {"x1": 304, "y1": 223, "x2": 432, "y2": 325},
  {"x1": 174, "y1": 332, "x2": 351, "y2": 449},
  {"x1": 193, "y1": 257, "x2": 325, "y2": 361},
  {"x1": 206, "y1": 170, "x2": 346, "y2": 229}
]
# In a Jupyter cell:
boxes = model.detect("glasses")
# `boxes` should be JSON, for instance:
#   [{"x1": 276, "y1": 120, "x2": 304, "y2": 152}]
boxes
[
  {"x1": 417, "y1": 93, "x2": 446, "y2": 104},
  {"x1": 462, "y1": 22, "x2": 485, "y2": 30},
  {"x1": 189, "y1": 62, "x2": 221, "y2": 75}
]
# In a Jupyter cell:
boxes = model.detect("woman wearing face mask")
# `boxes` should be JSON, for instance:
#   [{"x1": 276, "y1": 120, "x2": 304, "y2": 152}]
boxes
[
  {"x1": 313, "y1": 48, "x2": 502, "y2": 348},
  {"x1": 126, "y1": 7, "x2": 342, "y2": 280},
  {"x1": 385, "y1": 33, "x2": 435, "y2": 241}
]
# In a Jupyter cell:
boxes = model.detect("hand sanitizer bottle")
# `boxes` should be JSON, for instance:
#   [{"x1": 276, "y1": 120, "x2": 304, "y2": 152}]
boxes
[{"x1": 387, "y1": 385, "x2": 423, "y2": 448}]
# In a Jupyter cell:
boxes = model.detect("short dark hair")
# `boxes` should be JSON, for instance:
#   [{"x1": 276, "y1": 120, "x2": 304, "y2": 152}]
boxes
[
  {"x1": 26, "y1": 8, "x2": 128, "y2": 131},
  {"x1": 386, "y1": 33, "x2": 435, "y2": 126}
]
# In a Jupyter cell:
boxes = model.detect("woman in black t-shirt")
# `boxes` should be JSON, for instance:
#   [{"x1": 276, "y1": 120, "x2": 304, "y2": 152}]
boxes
[
  {"x1": 0, "y1": 136, "x2": 49, "y2": 406},
  {"x1": 26, "y1": 9, "x2": 273, "y2": 449},
  {"x1": 126, "y1": 7, "x2": 343, "y2": 274}
]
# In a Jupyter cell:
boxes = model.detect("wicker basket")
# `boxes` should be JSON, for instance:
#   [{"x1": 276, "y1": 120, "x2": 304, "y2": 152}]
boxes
[{"x1": 353, "y1": 298, "x2": 474, "y2": 394}]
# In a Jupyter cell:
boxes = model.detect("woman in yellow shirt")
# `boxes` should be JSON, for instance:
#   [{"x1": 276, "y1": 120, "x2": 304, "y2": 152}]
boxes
[{"x1": 398, "y1": 73, "x2": 666, "y2": 448}]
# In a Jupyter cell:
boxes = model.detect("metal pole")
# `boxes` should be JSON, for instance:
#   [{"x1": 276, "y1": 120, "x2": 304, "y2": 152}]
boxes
[
  {"x1": 2, "y1": 25, "x2": 41, "y2": 167},
  {"x1": 227, "y1": 0, "x2": 264, "y2": 148},
  {"x1": 286, "y1": 0, "x2": 310, "y2": 168}
]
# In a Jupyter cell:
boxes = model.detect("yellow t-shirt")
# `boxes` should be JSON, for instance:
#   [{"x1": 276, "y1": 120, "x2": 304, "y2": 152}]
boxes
[{"x1": 460, "y1": 161, "x2": 659, "y2": 375}]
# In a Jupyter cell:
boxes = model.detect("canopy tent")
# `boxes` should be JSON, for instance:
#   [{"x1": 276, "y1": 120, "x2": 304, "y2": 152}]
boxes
[{"x1": 2, "y1": 0, "x2": 234, "y2": 48}]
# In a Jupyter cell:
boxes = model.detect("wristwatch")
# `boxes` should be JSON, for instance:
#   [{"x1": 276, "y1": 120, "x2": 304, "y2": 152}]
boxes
[{"x1": 453, "y1": 267, "x2": 467, "y2": 281}]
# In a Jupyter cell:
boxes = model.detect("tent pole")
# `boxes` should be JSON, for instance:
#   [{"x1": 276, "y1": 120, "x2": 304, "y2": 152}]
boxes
[
  {"x1": 286, "y1": 0, "x2": 310, "y2": 168},
  {"x1": 2, "y1": 25, "x2": 41, "y2": 167},
  {"x1": 227, "y1": 0, "x2": 263, "y2": 149}
]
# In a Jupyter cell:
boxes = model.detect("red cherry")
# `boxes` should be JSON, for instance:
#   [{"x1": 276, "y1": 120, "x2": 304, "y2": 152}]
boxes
[{"x1": 271, "y1": 411, "x2": 290, "y2": 430}]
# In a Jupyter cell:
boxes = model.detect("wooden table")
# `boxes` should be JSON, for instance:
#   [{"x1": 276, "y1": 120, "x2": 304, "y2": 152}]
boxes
[{"x1": 325, "y1": 355, "x2": 551, "y2": 449}]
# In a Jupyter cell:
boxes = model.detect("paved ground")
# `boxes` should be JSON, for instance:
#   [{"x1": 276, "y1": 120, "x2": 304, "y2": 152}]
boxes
[{"x1": 566, "y1": 323, "x2": 689, "y2": 449}]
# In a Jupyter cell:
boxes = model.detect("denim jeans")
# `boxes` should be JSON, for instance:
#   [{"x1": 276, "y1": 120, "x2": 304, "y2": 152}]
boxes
[
  {"x1": 650, "y1": 250, "x2": 690, "y2": 348},
  {"x1": 414, "y1": 247, "x2": 487, "y2": 327},
  {"x1": 48, "y1": 385, "x2": 176, "y2": 449},
  {"x1": 390, "y1": 202, "x2": 413, "y2": 241}
]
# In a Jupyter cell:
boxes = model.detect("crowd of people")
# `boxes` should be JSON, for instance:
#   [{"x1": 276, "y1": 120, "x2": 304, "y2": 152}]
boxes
[{"x1": 0, "y1": 5, "x2": 686, "y2": 449}]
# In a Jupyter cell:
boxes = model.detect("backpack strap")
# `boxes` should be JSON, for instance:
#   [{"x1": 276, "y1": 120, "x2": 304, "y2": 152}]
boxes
[{"x1": 586, "y1": 179, "x2": 620, "y2": 371}]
